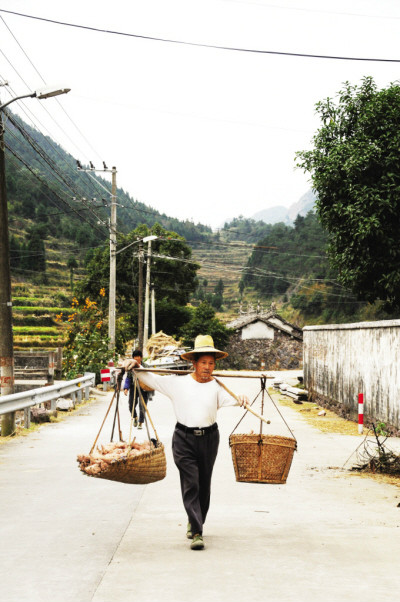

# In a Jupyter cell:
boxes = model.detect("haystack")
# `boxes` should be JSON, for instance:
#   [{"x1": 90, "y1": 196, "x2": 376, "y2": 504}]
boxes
[{"x1": 146, "y1": 331, "x2": 182, "y2": 359}]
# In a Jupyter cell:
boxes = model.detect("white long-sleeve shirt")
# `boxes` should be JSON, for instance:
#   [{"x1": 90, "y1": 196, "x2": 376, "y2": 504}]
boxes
[{"x1": 135, "y1": 371, "x2": 238, "y2": 428}]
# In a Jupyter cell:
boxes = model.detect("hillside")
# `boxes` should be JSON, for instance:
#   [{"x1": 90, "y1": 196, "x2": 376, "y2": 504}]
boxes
[
  {"x1": 5, "y1": 110, "x2": 213, "y2": 246},
  {"x1": 6, "y1": 109, "x2": 395, "y2": 350}
]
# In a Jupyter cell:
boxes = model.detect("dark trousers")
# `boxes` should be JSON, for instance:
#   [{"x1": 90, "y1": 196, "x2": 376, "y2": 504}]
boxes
[
  {"x1": 172, "y1": 426, "x2": 219, "y2": 536},
  {"x1": 128, "y1": 388, "x2": 149, "y2": 423}
]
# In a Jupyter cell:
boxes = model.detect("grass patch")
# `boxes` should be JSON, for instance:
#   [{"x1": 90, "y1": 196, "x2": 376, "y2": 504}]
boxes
[
  {"x1": 13, "y1": 326, "x2": 61, "y2": 335},
  {"x1": 271, "y1": 388, "x2": 361, "y2": 436},
  {"x1": 13, "y1": 306, "x2": 74, "y2": 314}
]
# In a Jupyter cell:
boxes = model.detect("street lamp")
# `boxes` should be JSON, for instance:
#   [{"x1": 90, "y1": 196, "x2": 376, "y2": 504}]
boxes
[
  {"x1": 0, "y1": 86, "x2": 71, "y2": 111},
  {"x1": 0, "y1": 85, "x2": 70, "y2": 436}
]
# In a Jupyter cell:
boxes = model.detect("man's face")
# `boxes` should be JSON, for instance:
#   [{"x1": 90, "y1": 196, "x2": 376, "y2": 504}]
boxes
[
  {"x1": 192, "y1": 354, "x2": 216, "y2": 383},
  {"x1": 133, "y1": 355, "x2": 142, "y2": 365}
]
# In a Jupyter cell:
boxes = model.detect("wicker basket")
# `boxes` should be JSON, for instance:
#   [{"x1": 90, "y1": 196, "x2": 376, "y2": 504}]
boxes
[
  {"x1": 137, "y1": 380, "x2": 154, "y2": 393},
  {"x1": 93, "y1": 443, "x2": 166, "y2": 485},
  {"x1": 229, "y1": 433, "x2": 296, "y2": 484}
]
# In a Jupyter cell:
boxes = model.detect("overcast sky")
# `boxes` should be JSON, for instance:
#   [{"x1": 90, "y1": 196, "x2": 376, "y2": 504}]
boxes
[{"x1": 1, "y1": 0, "x2": 400, "y2": 229}]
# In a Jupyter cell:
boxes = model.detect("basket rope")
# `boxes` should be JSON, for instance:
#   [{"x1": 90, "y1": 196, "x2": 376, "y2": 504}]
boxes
[
  {"x1": 134, "y1": 374, "x2": 161, "y2": 443},
  {"x1": 215, "y1": 376, "x2": 297, "y2": 447},
  {"x1": 90, "y1": 390, "x2": 116, "y2": 455}
]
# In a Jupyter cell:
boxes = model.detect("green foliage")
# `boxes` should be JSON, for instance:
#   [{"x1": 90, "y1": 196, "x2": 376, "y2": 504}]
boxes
[
  {"x1": 241, "y1": 212, "x2": 331, "y2": 296},
  {"x1": 154, "y1": 299, "x2": 192, "y2": 337},
  {"x1": 375, "y1": 422, "x2": 389, "y2": 437},
  {"x1": 180, "y1": 302, "x2": 233, "y2": 350},
  {"x1": 222, "y1": 216, "x2": 273, "y2": 243},
  {"x1": 76, "y1": 223, "x2": 200, "y2": 336},
  {"x1": 13, "y1": 326, "x2": 60, "y2": 334},
  {"x1": 296, "y1": 77, "x2": 400, "y2": 311},
  {"x1": 13, "y1": 306, "x2": 74, "y2": 314},
  {"x1": 61, "y1": 297, "x2": 120, "y2": 382}
]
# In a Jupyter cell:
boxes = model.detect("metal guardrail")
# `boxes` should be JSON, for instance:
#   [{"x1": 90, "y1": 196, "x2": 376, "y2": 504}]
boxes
[{"x1": 0, "y1": 373, "x2": 96, "y2": 428}]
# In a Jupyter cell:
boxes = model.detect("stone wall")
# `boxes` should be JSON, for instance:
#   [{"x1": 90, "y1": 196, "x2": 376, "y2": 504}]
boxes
[{"x1": 221, "y1": 330, "x2": 303, "y2": 371}]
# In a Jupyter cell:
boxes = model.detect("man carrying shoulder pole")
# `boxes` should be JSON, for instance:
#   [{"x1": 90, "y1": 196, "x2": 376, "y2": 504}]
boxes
[{"x1": 127, "y1": 334, "x2": 247, "y2": 551}]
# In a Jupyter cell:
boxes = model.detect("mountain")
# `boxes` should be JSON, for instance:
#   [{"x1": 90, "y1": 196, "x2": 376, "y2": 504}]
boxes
[
  {"x1": 4, "y1": 111, "x2": 213, "y2": 246},
  {"x1": 251, "y1": 190, "x2": 316, "y2": 225},
  {"x1": 251, "y1": 205, "x2": 290, "y2": 224},
  {"x1": 287, "y1": 189, "x2": 316, "y2": 222}
]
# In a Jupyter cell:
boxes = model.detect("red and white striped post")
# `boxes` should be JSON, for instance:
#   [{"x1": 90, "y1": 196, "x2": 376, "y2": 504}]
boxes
[
  {"x1": 100, "y1": 368, "x2": 111, "y2": 392},
  {"x1": 358, "y1": 393, "x2": 364, "y2": 434}
]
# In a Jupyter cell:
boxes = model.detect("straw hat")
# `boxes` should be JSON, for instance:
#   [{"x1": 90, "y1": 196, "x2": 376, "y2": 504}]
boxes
[{"x1": 181, "y1": 334, "x2": 228, "y2": 361}]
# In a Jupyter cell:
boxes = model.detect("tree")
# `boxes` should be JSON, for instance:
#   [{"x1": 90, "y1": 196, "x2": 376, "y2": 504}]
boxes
[
  {"x1": 180, "y1": 302, "x2": 232, "y2": 350},
  {"x1": 296, "y1": 77, "x2": 400, "y2": 310},
  {"x1": 25, "y1": 226, "x2": 46, "y2": 275},
  {"x1": 67, "y1": 255, "x2": 78, "y2": 291},
  {"x1": 76, "y1": 223, "x2": 200, "y2": 336}
]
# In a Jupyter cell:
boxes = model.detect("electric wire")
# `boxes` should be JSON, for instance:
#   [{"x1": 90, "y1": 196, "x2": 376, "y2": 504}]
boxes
[
  {"x1": 1, "y1": 8, "x2": 400, "y2": 63},
  {"x1": 4, "y1": 115, "x2": 111, "y2": 230},
  {"x1": 0, "y1": 15, "x2": 100, "y2": 163},
  {"x1": 4, "y1": 143, "x2": 109, "y2": 238}
]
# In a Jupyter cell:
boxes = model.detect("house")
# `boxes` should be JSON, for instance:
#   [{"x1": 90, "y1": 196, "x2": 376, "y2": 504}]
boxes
[{"x1": 225, "y1": 310, "x2": 303, "y2": 370}]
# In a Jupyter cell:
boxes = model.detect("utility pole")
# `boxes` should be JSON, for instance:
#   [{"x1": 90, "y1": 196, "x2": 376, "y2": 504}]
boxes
[
  {"x1": 76, "y1": 161, "x2": 117, "y2": 350},
  {"x1": 138, "y1": 240, "x2": 144, "y2": 350},
  {"x1": 108, "y1": 166, "x2": 117, "y2": 349},
  {"x1": 143, "y1": 235, "x2": 157, "y2": 353},
  {"x1": 151, "y1": 284, "x2": 156, "y2": 336},
  {"x1": 0, "y1": 109, "x2": 15, "y2": 436},
  {"x1": 0, "y1": 85, "x2": 71, "y2": 436}
]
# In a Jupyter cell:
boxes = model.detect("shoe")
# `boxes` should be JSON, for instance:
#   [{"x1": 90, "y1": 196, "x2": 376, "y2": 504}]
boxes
[
  {"x1": 186, "y1": 522, "x2": 193, "y2": 539},
  {"x1": 133, "y1": 418, "x2": 138, "y2": 427},
  {"x1": 138, "y1": 423, "x2": 143, "y2": 429},
  {"x1": 190, "y1": 534, "x2": 204, "y2": 550}
]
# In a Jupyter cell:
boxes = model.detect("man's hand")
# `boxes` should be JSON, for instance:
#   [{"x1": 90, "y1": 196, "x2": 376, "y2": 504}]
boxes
[
  {"x1": 125, "y1": 359, "x2": 140, "y2": 370},
  {"x1": 123, "y1": 389, "x2": 128, "y2": 396},
  {"x1": 238, "y1": 395, "x2": 248, "y2": 407}
]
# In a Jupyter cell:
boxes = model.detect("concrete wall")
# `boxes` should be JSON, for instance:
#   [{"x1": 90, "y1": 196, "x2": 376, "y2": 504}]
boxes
[{"x1": 303, "y1": 320, "x2": 400, "y2": 429}]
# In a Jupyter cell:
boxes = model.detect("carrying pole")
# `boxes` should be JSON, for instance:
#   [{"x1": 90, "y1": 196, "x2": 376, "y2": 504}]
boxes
[{"x1": 214, "y1": 377, "x2": 271, "y2": 426}]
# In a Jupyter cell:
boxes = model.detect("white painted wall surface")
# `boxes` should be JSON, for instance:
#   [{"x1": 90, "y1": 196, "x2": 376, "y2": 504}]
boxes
[
  {"x1": 303, "y1": 320, "x2": 400, "y2": 428},
  {"x1": 241, "y1": 321, "x2": 275, "y2": 340}
]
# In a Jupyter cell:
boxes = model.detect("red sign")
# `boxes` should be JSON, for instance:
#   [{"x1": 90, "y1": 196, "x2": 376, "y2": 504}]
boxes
[{"x1": 100, "y1": 368, "x2": 111, "y2": 382}]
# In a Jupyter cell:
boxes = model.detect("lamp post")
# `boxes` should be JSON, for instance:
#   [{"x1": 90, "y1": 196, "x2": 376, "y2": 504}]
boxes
[
  {"x1": 76, "y1": 161, "x2": 117, "y2": 350},
  {"x1": 108, "y1": 166, "x2": 117, "y2": 350},
  {"x1": 142, "y1": 235, "x2": 158, "y2": 353},
  {"x1": 0, "y1": 86, "x2": 70, "y2": 436}
]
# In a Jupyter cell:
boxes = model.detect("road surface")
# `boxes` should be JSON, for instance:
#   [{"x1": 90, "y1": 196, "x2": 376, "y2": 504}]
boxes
[{"x1": 0, "y1": 372, "x2": 399, "y2": 602}]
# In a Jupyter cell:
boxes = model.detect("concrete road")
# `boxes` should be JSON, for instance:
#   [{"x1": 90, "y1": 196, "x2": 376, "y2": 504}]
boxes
[{"x1": 1, "y1": 372, "x2": 400, "y2": 602}]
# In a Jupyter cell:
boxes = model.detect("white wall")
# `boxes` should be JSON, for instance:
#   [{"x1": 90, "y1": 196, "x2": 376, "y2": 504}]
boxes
[
  {"x1": 303, "y1": 320, "x2": 400, "y2": 428},
  {"x1": 241, "y1": 321, "x2": 275, "y2": 340}
]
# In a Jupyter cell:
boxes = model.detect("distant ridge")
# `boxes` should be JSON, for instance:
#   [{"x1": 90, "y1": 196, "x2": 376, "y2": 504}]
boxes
[{"x1": 251, "y1": 189, "x2": 316, "y2": 225}]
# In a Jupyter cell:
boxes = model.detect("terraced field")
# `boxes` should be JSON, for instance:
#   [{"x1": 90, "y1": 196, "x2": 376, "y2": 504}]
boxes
[
  {"x1": 8, "y1": 218, "x2": 90, "y2": 349},
  {"x1": 191, "y1": 238, "x2": 258, "y2": 321},
  {"x1": 10, "y1": 229, "x2": 272, "y2": 350},
  {"x1": 12, "y1": 284, "x2": 72, "y2": 349}
]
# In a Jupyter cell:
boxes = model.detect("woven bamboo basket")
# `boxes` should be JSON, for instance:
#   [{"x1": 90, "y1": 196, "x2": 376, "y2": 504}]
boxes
[
  {"x1": 93, "y1": 443, "x2": 166, "y2": 485},
  {"x1": 229, "y1": 433, "x2": 296, "y2": 484},
  {"x1": 137, "y1": 380, "x2": 154, "y2": 392}
]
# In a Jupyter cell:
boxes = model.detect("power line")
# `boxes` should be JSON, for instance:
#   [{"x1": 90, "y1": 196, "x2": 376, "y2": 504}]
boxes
[
  {"x1": 0, "y1": 15, "x2": 101, "y2": 163},
  {"x1": 4, "y1": 114, "x2": 111, "y2": 230},
  {"x1": 1, "y1": 8, "x2": 400, "y2": 63},
  {"x1": 4, "y1": 143, "x2": 109, "y2": 238}
]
